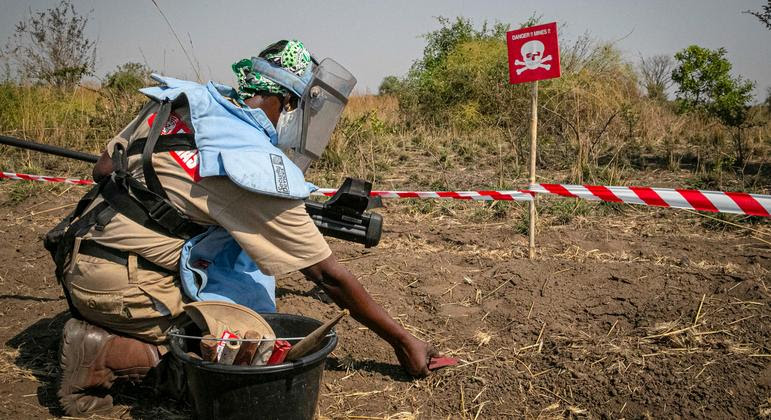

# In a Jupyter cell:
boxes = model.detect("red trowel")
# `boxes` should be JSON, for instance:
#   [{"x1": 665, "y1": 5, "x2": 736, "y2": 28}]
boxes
[{"x1": 428, "y1": 356, "x2": 458, "y2": 371}]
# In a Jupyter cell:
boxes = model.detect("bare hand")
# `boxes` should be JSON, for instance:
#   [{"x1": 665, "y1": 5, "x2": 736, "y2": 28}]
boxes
[{"x1": 393, "y1": 336, "x2": 439, "y2": 377}]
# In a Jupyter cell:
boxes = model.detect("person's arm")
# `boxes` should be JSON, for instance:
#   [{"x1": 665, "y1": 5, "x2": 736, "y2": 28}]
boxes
[
  {"x1": 301, "y1": 254, "x2": 436, "y2": 377},
  {"x1": 210, "y1": 190, "x2": 436, "y2": 376}
]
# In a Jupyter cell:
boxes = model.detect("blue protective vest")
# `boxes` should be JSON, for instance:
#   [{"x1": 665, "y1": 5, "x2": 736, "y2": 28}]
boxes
[
  {"x1": 138, "y1": 74, "x2": 311, "y2": 312},
  {"x1": 140, "y1": 74, "x2": 311, "y2": 200}
]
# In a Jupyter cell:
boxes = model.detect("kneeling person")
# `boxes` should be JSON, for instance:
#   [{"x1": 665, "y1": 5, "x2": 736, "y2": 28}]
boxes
[{"x1": 53, "y1": 40, "x2": 436, "y2": 416}]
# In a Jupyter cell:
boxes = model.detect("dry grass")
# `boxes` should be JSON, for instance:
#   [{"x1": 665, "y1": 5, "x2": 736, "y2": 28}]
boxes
[
  {"x1": 1, "y1": 84, "x2": 768, "y2": 201},
  {"x1": 345, "y1": 95, "x2": 400, "y2": 124}
]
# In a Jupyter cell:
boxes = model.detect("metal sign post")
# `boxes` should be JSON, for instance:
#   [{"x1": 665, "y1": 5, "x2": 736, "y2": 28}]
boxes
[{"x1": 506, "y1": 22, "x2": 561, "y2": 259}]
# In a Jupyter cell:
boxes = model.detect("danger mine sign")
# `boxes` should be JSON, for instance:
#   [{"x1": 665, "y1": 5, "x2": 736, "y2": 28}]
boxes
[{"x1": 506, "y1": 22, "x2": 561, "y2": 84}]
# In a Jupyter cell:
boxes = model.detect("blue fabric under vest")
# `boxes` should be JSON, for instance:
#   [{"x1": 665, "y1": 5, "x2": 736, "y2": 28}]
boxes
[
  {"x1": 140, "y1": 74, "x2": 311, "y2": 200},
  {"x1": 139, "y1": 74, "x2": 309, "y2": 313},
  {"x1": 179, "y1": 227, "x2": 276, "y2": 313}
]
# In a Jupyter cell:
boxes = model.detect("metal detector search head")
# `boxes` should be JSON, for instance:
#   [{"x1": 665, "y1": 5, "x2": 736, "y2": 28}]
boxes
[{"x1": 304, "y1": 177, "x2": 382, "y2": 248}]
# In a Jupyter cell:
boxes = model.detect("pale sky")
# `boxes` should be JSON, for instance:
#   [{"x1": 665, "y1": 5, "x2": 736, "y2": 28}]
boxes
[{"x1": 1, "y1": 0, "x2": 769, "y2": 100}]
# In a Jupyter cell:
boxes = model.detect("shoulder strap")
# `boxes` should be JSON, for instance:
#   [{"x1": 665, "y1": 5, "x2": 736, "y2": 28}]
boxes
[
  {"x1": 100, "y1": 177, "x2": 206, "y2": 240},
  {"x1": 95, "y1": 98, "x2": 206, "y2": 240},
  {"x1": 142, "y1": 100, "x2": 172, "y2": 199}
]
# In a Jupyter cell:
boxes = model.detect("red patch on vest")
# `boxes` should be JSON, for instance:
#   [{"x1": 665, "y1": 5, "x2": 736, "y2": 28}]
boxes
[
  {"x1": 146, "y1": 112, "x2": 200, "y2": 181},
  {"x1": 169, "y1": 149, "x2": 201, "y2": 182},
  {"x1": 147, "y1": 111, "x2": 191, "y2": 135}
]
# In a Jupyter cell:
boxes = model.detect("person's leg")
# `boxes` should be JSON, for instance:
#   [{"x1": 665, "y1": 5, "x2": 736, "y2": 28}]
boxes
[
  {"x1": 66, "y1": 253, "x2": 186, "y2": 345},
  {"x1": 58, "y1": 318, "x2": 160, "y2": 416},
  {"x1": 59, "y1": 252, "x2": 185, "y2": 416},
  {"x1": 301, "y1": 254, "x2": 437, "y2": 377}
]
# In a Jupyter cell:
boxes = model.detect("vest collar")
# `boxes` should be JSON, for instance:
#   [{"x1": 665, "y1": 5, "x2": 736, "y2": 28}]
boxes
[{"x1": 207, "y1": 82, "x2": 278, "y2": 145}]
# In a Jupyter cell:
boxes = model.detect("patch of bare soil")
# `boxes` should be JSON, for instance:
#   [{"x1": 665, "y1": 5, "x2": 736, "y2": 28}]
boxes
[{"x1": 0, "y1": 188, "x2": 768, "y2": 419}]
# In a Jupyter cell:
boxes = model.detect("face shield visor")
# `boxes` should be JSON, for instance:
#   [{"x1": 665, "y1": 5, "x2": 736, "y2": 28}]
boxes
[{"x1": 250, "y1": 57, "x2": 357, "y2": 172}]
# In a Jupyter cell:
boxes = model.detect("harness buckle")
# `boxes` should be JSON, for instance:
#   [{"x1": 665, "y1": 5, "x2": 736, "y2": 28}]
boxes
[
  {"x1": 147, "y1": 200, "x2": 189, "y2": 236},
  {"x1": 148, "y1": 200, "x2": 175, "y2": 223}
]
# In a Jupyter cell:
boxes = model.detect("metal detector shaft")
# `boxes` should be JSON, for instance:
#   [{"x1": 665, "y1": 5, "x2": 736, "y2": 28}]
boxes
[{"x1": 0, "y1": 134, "x2": 99, "y2": 163}]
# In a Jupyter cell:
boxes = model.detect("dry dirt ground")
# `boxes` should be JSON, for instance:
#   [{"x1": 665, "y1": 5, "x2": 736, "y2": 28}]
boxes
[{"x1": 0, "y1": 185, "x2": 769, "y2": 419}]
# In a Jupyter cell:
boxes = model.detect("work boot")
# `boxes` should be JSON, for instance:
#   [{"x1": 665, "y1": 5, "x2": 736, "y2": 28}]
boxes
[{"x1": 58, "y1": 318, "x2": 160, "y2": 417}]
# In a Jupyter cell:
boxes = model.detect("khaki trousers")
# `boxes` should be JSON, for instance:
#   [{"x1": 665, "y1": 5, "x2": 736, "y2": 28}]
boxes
[{"x1": 63, "y1": 246, "x2": 187, "y2": 348}]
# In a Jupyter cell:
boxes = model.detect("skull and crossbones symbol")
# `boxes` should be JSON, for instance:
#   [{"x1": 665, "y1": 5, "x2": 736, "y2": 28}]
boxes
[{"x1": 514, "y1": 40, "x2": 552, "y2": 75}]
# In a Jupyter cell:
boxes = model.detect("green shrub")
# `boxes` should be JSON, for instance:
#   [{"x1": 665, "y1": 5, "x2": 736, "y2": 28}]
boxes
[
  {"x1": 378, "y1": 76, "x2": 403, "y2": 96},
  {"x1": 104, "y1": 62, "x2": 153, "y2": 94},
  {"x1": 397, "y1": 18, "x2": 513, "y2": 128}
]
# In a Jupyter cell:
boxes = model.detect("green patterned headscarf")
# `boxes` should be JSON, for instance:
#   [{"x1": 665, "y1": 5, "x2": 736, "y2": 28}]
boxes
[{"x1": 232, "y1": 39, "x2": 312, "y2": 100}]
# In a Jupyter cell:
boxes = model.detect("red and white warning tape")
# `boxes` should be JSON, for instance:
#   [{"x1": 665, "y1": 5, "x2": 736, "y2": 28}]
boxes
[
  {"x1": 2, "y1": 171, "x2": 769, "y2": 217},
  {"x1": 530, "y1": 184, "x2": 771, "y2": 217},
  {"x1": 0, "y1": 171, "x2": 535, "y2": 201},
  {"x1": 0, "y1": 171, "x2": 94, "y2": 185},
  {"x1": 314, "y1": 188, "x2": 533, "y2": 201}
]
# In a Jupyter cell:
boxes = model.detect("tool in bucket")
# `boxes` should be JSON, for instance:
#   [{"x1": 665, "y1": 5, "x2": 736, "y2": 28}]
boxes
[{"x1": 180, "y1": 302, "x2": 347, "y2": 366}]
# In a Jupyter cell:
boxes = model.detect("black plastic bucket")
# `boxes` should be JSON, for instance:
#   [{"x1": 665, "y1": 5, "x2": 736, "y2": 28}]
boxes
[{"x1": 169, "y1": 312, "x2": 338, "y2": 420}]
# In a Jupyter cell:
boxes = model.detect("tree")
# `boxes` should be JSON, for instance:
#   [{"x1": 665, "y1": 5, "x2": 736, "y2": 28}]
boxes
[
  {"x1": 2, "y1": 0, "x2": 96, "y2": 90},
  {"x1": 744, "y1": 1, "x2": 771, "y2": 29},
  {"x1": 638, "y1": 54, "x2": 673, "y2": 100},
  {"x1": 672, "y1": 45, "x2": 755, "y2": 164},
  {"x1": 378, "y1": 75, "x2": 402, "y2": 96}
]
